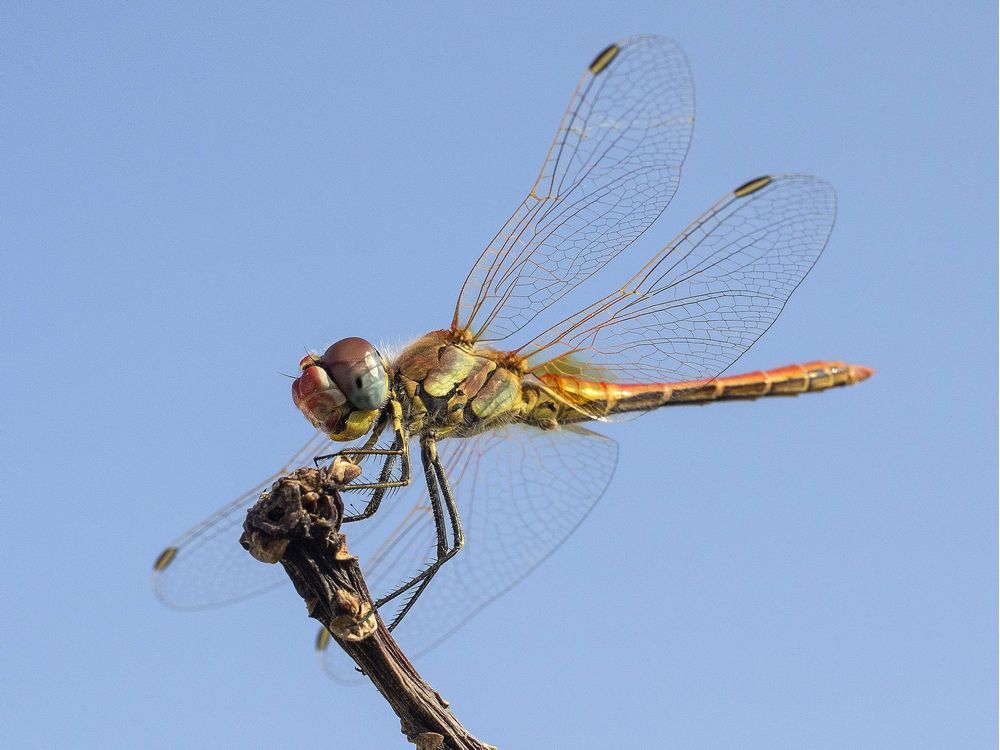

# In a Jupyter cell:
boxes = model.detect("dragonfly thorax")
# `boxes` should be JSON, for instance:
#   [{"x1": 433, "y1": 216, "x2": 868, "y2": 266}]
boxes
[{"x1": 393, "y1": 331, "x2": 530, "y2": 438}]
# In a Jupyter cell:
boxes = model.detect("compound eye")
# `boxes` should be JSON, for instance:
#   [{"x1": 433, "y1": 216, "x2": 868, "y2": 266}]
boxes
[{"x1": 320, "y1": 337, "x2": 388, "y2": 411}]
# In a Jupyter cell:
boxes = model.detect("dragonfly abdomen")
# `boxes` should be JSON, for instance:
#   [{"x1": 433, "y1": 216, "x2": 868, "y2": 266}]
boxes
[
  {"x1": 656, "y1": 361, "x2": 874, "y2": 406},
  {"x1": 538, "y1": 361, "x2": 873, "y2": 422}
]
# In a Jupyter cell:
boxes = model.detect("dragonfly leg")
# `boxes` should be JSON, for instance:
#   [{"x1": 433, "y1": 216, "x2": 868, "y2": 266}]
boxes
[
  {"x1": 313, "y1": 408, "x2": 388, "y2": 467},
  {"x1": 313, "y1": 402, "x2": 389, "y2": 467},
  {"x1": 335, "y1": 400, "x2": 413, "y2": 522},
  {"x1": 314, "y1": 399, "x2": 412, "y2": 497},
  {"x1": 385, "y1": 575, "x2": 434, "y2": 634},
  {"x1": 374, "y1": 433, "x2": 465, "y2": 632},
  {"x1": 340, "y1": 438, "x2": 408, "y2": 522}
]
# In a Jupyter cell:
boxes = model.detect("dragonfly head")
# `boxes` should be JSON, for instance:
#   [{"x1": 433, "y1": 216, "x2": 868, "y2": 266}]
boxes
[{"x1": 292, "y1": 337, "x2": 389, "y2": 441}]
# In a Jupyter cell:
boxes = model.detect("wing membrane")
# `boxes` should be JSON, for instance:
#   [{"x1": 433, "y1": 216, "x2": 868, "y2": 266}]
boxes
[
  {"x1": 152, "y1": 432, "x2": 332, "y2": 609},
  {"x1": 520, "y1": 174, "x2": 837, "y2": 383},
  {"x1": 153, "y1": 421, "x2": 618, "y2": 683},
  {"x1": 321, "y1": 425, "x2": 619, "y2": 681},
  {"x1": 452, "y1": 35, "x2": 694, "y2": 343}
]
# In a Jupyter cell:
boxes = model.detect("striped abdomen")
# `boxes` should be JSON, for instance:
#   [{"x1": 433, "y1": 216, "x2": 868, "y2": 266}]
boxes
[{"x1": 535, "y1": 361, "x2": 874, "y2": 423}]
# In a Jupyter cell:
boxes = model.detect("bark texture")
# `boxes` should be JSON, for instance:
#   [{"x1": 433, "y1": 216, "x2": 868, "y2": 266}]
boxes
[{"x1": 240, "y1": 461, "x2": 492, "y2": 750}]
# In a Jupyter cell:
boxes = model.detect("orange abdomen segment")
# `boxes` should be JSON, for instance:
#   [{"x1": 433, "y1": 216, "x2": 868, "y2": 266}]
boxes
[
  {"x1": 655, "y1": 361, "x2": 874, "y2": 405},
  {"x1": 538, "y1": 361, "x2": 873, "y2": 421}
]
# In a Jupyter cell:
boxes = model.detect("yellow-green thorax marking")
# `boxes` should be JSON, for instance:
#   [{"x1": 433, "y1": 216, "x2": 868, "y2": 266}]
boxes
[{"x1": 392, "y1": 332, "x2": 527, "y2": 437}]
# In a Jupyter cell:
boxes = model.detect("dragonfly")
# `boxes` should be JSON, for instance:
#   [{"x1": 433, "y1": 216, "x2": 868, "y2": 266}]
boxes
[{"x1": 153, "y1": 35, "x2": 872, "y2": 679}]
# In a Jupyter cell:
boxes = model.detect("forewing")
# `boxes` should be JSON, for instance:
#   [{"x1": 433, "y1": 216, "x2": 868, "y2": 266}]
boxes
[
  {"x1": 520, "y1": 174, "x2": 838, "y2": 383},
  {"x1": 321, "y1": 425, "x2": 618, "y2": 681},
  {"x1": 452, "y1": 35, "x2": 694, "y2": 343},
  {"x1": 152, "y1": 432, "x2": 331, "y2": 609}
]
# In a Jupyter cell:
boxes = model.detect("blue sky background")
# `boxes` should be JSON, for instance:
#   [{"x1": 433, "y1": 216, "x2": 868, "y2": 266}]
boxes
[{"x1": 3, "y1": 2, "x2": 996, "y2": 748}]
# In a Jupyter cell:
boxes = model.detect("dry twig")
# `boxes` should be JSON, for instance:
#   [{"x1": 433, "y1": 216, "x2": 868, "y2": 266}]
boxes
[{"x1": 240, "y1": 459, "x2": 493, "y2": 750}]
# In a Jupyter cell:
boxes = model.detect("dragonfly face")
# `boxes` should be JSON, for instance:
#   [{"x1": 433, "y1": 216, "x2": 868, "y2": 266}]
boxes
[{"x1": 292, "y1": 336, "x2": 389, "y2": 441}]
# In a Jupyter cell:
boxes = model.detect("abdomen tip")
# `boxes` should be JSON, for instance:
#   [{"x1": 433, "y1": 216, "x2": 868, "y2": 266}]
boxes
[{"x1": 849, "y1": 365, "x2": 875, "y2": 382}]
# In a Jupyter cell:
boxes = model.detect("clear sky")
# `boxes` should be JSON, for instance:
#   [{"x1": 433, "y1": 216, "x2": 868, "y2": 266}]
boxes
[{"x1": 3, "y1": 2, "x2": 996, "y2": 748}]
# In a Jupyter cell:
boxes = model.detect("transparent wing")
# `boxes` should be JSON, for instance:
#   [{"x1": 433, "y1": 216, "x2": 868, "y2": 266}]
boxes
[
  {"x1": 321, "y1": 424, "x2": 618, "y2": 681},
  {"x1": 152, "y1": 432, "x2": 332, "y2": 609},
  {"x1": 452, "y1": 35, "x2": 694, "y2": 344},
  {"x1": 519, "y1": 175, "x2": 837, "y2": 387}
]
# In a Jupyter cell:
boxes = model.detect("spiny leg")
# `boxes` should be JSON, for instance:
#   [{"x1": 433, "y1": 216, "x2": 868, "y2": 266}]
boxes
[
  {"x1": 376, "y1": 434, "x2": 465, "y2": 632},
  {"x1": 342, "y1": 432, "x2": 409, "y2": 522},
  {"x1": 314, "y1": 407, "x2": 388, "y2": 466},
  {"x1": 432, "y1": 438, "x2": 464, "y2": 553},
  {"x1": 386, "y1": 575, "x2": 434, "y2": 634},
  {"x1": 312, "y1": 399, "x2": 412, "y2": 521}
]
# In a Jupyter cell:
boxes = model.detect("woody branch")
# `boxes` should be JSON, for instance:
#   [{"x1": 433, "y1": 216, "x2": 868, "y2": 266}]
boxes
[{"x1": 239, "y1": 458, "x2": 492, "y2": 750}]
